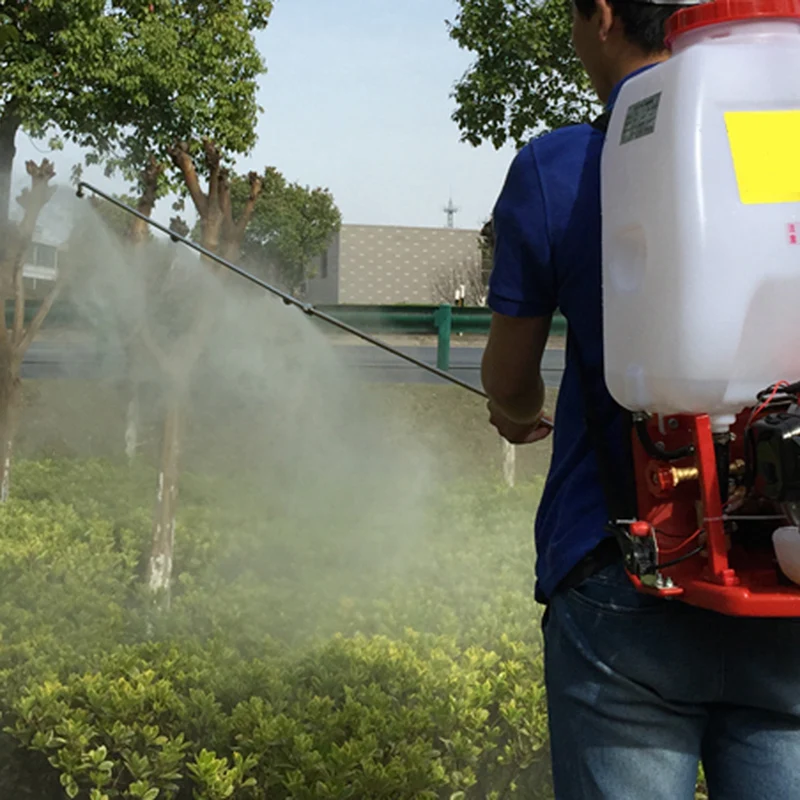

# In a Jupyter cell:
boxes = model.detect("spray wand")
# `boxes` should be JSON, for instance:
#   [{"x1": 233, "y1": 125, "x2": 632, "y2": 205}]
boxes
[{"x1": 76, "y1": 182, "x2": 555, "y2": 429}]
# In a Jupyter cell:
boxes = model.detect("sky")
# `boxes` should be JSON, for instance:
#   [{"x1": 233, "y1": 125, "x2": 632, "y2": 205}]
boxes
[{"x1": 13, "y1": 0, "x2": 520, "y2": 236}]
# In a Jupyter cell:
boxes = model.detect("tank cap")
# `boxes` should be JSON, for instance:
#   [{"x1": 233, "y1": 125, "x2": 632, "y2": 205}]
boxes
[{"x1": 666, "y1": 0, "x2": 800, "y2": 46}]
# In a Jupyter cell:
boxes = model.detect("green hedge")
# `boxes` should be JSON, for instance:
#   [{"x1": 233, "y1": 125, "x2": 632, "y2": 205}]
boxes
[
  {"x1": 0, "y1": 459, "x2": 555, "y2": 798},
  {"x1": 8, "y1": 635, "x2": 551, "y2": 799},
  {"x1": 0, "y1": 459, "x2": 707, "y2": 798}
]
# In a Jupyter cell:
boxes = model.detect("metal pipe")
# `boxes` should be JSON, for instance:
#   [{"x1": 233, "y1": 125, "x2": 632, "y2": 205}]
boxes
[{"x1": 76, "y1": 182, "x2": 492, "y2": 400}]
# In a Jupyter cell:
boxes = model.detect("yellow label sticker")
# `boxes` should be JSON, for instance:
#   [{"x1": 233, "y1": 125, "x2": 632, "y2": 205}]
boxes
[{"x1": 725, "y1": 110, "x2": 800, "y2": 205}]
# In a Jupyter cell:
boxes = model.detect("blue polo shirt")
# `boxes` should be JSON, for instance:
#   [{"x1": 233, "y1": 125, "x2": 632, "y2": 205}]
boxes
[{"x1": 487, "y1": 66, "x2": 657, "y2": 603}]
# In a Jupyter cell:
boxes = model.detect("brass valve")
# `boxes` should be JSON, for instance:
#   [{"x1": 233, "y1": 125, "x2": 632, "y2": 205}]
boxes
[{"x1": 649, "y1": 459, "x2": 744, "y2": 496}]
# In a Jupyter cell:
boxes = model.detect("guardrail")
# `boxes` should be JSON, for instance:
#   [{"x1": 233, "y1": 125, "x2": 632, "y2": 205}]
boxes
[
  {"x1": 311, "y1": 305, "x2": 567, "y2": 371},
  {"x1": 13, "y1": 300, "x2": 568, "y2": 374}
]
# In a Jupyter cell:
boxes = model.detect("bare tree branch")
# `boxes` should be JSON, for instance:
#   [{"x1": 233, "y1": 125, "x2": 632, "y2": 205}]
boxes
[
  {"x1": 18, "y1": 273, "x2": 65, "y2": 354},
  {"x1": 202, "y1": 138, "x2": 222, "y2": 208},
  {"x1": 232, "y1": 171, "x2": 263, "y2": 243},
  {"x1": 168, "y1": 142, "x2": 207, "y2": 217}
]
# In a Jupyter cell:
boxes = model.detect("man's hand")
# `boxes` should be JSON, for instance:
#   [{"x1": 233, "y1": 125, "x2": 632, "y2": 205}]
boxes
[{"x1": 488, "y1": 401, "x2": 553, "y2": 445}]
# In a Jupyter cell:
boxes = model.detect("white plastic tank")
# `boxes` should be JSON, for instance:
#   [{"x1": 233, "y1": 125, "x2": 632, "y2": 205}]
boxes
[{"x1": 601, "y1": 0, "x2": 800, "y2": 430}]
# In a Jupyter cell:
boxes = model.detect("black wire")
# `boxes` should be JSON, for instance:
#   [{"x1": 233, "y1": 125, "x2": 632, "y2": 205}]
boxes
[
  {"x1": 756, "y1": 381, "x2": 800, "y2": 403},
  {"x1": 657, "y1": 545, "x2": 704, "y2": 570}
]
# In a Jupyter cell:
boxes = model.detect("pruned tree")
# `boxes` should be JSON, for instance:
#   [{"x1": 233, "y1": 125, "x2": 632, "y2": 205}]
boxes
[
  {"x1": 0, "y1": 160, "x2": 64, "y2": 499},
  {"x1": 447, "y1": 0, "x2": 600, "y2": 149}
]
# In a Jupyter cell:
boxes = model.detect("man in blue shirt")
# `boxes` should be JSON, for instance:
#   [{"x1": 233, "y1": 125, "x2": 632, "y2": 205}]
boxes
[{"x1": 482, "y1": 0, "x2": 800, "y2": 797}]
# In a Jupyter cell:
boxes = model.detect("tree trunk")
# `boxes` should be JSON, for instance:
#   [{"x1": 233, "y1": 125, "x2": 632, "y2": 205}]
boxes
[
  {"x1": 127, "y1": 156, "x2": 164, "y2": 243},
  {"x1": 0, "y1": 109, "x2": 20, "y2": 228},
  {"x1": 125, "y1": 388, "x2": 141, "y2": 463},
  {"x1": 122, "y1": 335, "x2": 150, "y2": 464},
  {"x1": 147, "y1": 384, "x2": 185, "y2": 606},
  {"x1": 0, "y1": 354, "x2": 21, "y2": 502},
  {"x1": 502, "y1": 439, "x2": 516, "y2": 488}
]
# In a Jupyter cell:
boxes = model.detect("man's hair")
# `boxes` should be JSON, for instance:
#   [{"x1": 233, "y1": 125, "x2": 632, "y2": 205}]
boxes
[{"x1": 574, "y1": 0, "x2": 685, "y2": 54}]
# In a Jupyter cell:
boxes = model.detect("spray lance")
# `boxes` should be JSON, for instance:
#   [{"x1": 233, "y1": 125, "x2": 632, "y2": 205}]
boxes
[{"x1": 76, "y1": 181, "x2": 554, "y2": 429}]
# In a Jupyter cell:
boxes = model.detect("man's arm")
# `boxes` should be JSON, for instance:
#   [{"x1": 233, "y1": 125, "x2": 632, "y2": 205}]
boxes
[
  {"x1": 482, "y1": 144, "x2": 556, "y2": 444},
  {"x1": 482, "y1": 312, "x2": 552, "y2": 425}
]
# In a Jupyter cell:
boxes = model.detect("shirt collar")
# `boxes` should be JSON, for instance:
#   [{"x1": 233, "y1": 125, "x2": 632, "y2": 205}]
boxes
[{"x1": 605, "y1": 63, "x2": 660, "y2": 110}]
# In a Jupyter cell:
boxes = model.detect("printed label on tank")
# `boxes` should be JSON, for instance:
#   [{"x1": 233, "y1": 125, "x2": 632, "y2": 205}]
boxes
[
  {"x1": 725, "y1": 111, "x2": 800, "y2": 205},
  {"x1": 620, "y1": 93, "x2": 661, "y2": 145}
]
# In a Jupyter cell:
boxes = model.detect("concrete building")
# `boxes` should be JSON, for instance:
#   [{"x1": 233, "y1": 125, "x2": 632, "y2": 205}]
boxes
[{"x1": 306, "y1": 223, "x2": 484, "y2": 305}]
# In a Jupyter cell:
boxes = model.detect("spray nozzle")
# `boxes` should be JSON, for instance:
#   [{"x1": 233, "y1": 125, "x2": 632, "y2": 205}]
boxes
[{"x1": 75, "y1": 185, "x2": 85, "y2": 199}]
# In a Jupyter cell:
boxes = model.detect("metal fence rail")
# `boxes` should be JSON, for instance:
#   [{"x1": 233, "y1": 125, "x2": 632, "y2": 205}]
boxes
[{"x1": 23, "y1": 300, "x2": 566, "y2": 373}]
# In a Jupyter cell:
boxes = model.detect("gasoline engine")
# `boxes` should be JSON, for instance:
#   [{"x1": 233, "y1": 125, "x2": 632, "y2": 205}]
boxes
[{"x1": 613, "y1": 390, "x2": 800, "y2": 616}]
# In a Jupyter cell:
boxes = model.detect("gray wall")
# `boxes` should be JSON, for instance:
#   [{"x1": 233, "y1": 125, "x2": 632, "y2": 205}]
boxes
[
  {"x1": 306, "y1": 224, "x2": 482, "y2": 305},
  {"x1": 305, "y1": 231, "x2": 341, "y2": 304}
]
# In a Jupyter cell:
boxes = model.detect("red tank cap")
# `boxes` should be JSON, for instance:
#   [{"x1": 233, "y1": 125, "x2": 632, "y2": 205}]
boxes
[
  {"x1": 630, "y1": 521, "x2": 652, "y2": 538},
  {"x1": 666, "y1": 0, "x2": 800, "y2": 47}
]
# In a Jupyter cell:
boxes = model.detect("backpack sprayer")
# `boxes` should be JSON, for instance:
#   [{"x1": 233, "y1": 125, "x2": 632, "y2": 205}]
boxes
[
  {"x1": 75, "y1": 182, "x2": 542, "y2": 416},
  {"x1": 596, "y1": 0, "x2": 800, "y2": 616}
]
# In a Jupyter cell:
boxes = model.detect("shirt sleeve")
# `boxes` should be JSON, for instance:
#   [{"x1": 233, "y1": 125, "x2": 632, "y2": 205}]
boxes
[{"x1": 487, "y1": 143, "x2": 556, "y2": 318}]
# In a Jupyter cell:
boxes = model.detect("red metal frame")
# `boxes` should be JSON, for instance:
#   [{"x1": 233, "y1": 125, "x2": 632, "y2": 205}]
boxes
[{"x1": 627, "y1": 413, "x2": 800, "y2": 616}]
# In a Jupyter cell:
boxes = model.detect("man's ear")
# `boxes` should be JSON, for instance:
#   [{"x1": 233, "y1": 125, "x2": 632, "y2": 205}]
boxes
[{"x1": 594, "y1": 0, "x2": 617, "y2": 41}]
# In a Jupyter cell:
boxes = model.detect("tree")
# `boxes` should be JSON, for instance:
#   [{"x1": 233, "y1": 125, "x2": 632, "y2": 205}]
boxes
[
  {"x1": 80, "y1": 1, "x2": 273, "y2": 473},
  {"x1": 233, "y1": 169, "x2": 342, "y2": 296},
  {"x1": 0, "y1": 160, "x2": 62, "y2": 499},
  {"x1": 43, "y1": 1, "x2": 272, "y2": 601},
  {"x1": 135, "y1": 142, "x2": 263, "y2": 604},
  {"x1": 447, "y1": 0, "x2": 600, "y2": 149}
]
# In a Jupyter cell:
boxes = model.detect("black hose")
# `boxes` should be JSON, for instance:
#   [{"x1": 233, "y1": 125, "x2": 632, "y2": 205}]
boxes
[
  {"x1": 634, "y1": 416, "x2": 695, "y2": 461},
  {"x1": 658, "y1": 545, "x2": 703, "y2": 570}
]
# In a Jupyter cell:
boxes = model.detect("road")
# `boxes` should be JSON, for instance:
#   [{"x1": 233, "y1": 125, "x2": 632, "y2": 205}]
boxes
[
  {"x1": 334, "y1": 345, "x2": 565, "y2": 391},
  {"x1": 20, "y1": 341, "x2": 567, "y2": 390}
]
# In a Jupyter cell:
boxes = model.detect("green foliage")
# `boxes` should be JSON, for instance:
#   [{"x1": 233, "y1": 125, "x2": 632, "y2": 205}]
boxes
[
  {"x1": 1, "y1": 1, "x2": 271, "y2": 202},
  {"x1": 0, "y1": 2, "x2": 124, "y2": 145},
  {"x1": 0, "y1": 13, "x2": 18, "y2": 51},
  {"x1": 229, "y1": 168, "x2": 342, "y2": 294},
  {"x1": 8, "y1": 634, "x2": 550, "y2": 799},
  {"x1": 447, "y1": 0, "x2": 600, "y2": 148},
  {"x1": 88, "y1": 0, "x2": 274, "y2": 195}
]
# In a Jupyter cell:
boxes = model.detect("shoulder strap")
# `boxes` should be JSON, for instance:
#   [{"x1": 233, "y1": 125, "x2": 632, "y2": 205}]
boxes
[
  {"x1": 568, "y1": 327, "x2": 636, "y2": 525},
  {"x1": 569, "y1": 106, "x2": 637, "y2": 527},
  {"x1": 590, "y1": 110, "x2": 611, "y2": 134}
]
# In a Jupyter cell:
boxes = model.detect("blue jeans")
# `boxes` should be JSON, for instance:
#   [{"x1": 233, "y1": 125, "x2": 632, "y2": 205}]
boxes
[{"x1": 543, "y1": 559, "x2": 800, "y2": 799}]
